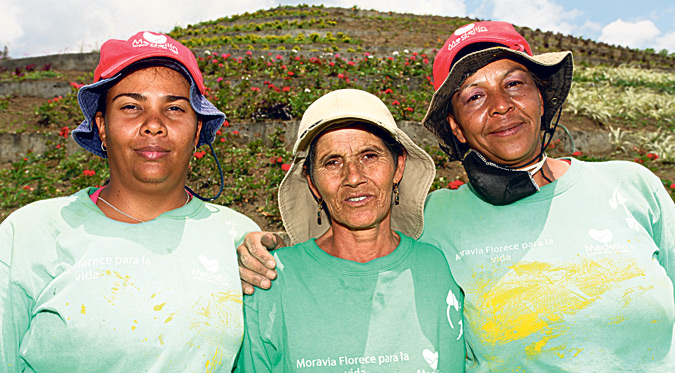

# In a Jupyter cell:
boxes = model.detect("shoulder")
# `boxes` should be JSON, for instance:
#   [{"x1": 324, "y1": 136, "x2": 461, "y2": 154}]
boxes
[
  {"x1": 400, "y1": 233, "x2": 450, "y2": 267},
  {"x1": 576, "y1": 159, "x2": 662, "y2": 189},
  {"x1": 200, "y1": 202, "x2": 261, "y2": 231},
  {"x1": 2, "y1": 190, "x2": 88, "y2": 228}
]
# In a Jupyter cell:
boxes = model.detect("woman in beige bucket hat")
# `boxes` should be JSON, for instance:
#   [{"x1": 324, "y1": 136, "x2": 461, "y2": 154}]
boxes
[
  {"x1": 238, "y1": 21, "x2": 675, "y2": 371},
  {"x1": 235, "y1": 89, "x2": 465, "y2": 372}
]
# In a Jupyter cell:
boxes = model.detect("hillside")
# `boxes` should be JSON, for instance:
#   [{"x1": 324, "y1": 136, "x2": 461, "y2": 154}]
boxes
[{"x1": 0, "y1": 5, "x2": 673, "y2": 229}]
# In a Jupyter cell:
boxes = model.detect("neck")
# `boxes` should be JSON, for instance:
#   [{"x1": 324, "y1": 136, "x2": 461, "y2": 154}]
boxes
[
  {"x1": 531, "y1": 157, "x2": 570, "y2": 187},
  {"x1": 315, "y1": 220, "x2": 400, "y2": 263},
  {"x1": 97, "y1": 179, "x2": 190, "y2": 223}
]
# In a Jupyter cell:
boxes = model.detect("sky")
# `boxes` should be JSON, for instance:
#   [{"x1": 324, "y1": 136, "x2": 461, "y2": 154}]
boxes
[{"x1": 1, "y1": 0, "x2": 674, "y2": 59}]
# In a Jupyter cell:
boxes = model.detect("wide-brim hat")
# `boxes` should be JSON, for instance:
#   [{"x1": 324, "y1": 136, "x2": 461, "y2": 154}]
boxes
[
  {"x1": 422, "y1": 21, "x2": 573, "y2": 161},
  {"x1": 72, "y1": 31, "x2": 225, "y2": 158},
  {"x1": 278, "y1": 89, "x2": 436, "y2": 245}
]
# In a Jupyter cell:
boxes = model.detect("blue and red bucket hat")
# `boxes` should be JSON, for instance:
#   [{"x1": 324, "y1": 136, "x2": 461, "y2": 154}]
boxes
[{"x1": 72, "y1": 31, "x2": 224, "y2": 158}]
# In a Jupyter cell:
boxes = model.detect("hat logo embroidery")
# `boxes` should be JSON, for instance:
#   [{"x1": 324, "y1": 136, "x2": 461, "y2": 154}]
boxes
[
  {"x1": 130, "y1": 32, "x2": 179, "y2": 55},
  {"x1": 448, "y1": 24, "x2": 489, "y2": 51}
]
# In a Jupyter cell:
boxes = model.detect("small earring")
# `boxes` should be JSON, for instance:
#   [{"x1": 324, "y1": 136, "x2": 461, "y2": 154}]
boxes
[
  {"x1": 393, "y1": 182, "x2": 400, "y2": 205},
  {"x1": 317, "y1": 198, "x2": 323, "y2": 225},
  {"x1": 101, "y1": 142, "x2": 107, "y2": 152}
]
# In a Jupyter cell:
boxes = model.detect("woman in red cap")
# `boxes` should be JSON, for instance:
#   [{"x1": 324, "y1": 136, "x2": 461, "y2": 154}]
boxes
[
  {"x1": 0, "y1": 31, "x2": 259, "y2": 371},
  {"x1": 237, "y1": 21, "x2": 675, "y2": 371}
]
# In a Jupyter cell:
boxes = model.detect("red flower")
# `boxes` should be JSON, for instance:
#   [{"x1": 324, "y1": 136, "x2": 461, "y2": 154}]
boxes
[
  {"x1": 572, "y1": 151, "x2": 583, "y2": 156},
  {"x1": 83, "y1": 169, "x2": 96, "y2": 177},
  {"x1": 382, "y1": 88, "x2": 393, "y2": 94},
  {"x1": 212, "y1": 59, "x2": 218, "y2": 64},
  {"x1": 634, "y1": 158, "x2": 644, "y2": 164},
  {"x1": 670, "y1": 183, "x2": 675, "y2": 189},
  {"x1": 233, "y1": 130, "x2": 240, "y2": 135},
  {"x1": 216, "y1": 130, "x2": 222, "y2": 136},
  {"x1": 329, "y1": 62, "x2": 335, "y2": 66},
  {"x1": 337, "y1": 73, "x2": 345, "y2": 79},
  {"x1": 647, "y1": 153, "x2": 659, "y2": 160},
  {"x1": 220, "y1": 138, "x2": 226, "y2": 142},
  {"x1": 59, "y1": 126, "x2": 70, "y2": 138},
  {"x1": 448, "y1": 180, "x2": 465, "y2": 190},
  {"x1": 70, "y1": 82, "x2": 84, "y2": 89},
  {"x1": 277, "y1": 156, "x2": 283, "y2": 163},
  {"x1": 270, "y1": 157, "x2": 277, "y2": 164},
  {"x1": 287, "y1": 71, "x2": 295, "y2": 76},
  {"x1": 193, "y1": 151, "x2": 206, "y2": 159},
  {"x1": 392, "y1": 100, "x2": 400, "y2": 106},
  {"x1": 23, "y1": 185, "x2": 32, "y2": 190},
  {"x1": 251, "y1": 87, "x2": 261, "y2": 92},
  {"x1": 281, "y1": 163, "x2": 291, "y2": 172},
  {"x1": 347, "y1": 61, "x2": 355, "y2": 66},
  {"x1": 246, "y1": 51, "x2": 253, "y2": 56},
  {"x1": 405, "y1": 107, "x2": 414, "y2": 112},
  {"x1": 282, "y1": 86, "x2": 290, "y2": 92},
  {"x1": 223, "y1": 120, "x2": 230, "y2": 128},
  {"x1": 276, "y1": 54, "x2": 283, "y2": 60}
]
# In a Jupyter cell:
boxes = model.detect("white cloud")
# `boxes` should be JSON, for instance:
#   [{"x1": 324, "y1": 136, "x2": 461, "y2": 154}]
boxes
[
  {"x1": 599, "y1": 19, "x2": 661, "y2": 50},
  {"x1": 5, "y1": 0, "x2": 276, "y2": 58},
  {"x1": 654, "y1": 31, "x2": 675, "y2": 53},
  {"x1": 489, "y1": 0, "x2": 581, "y2": 35},
  {"x1": 0, "y1": 0, "x2": 24, "y2": 52}
]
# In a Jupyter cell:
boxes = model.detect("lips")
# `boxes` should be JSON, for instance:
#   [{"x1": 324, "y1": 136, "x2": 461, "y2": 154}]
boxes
[
  {"x1": 489, "y1": 122, "x2": 523, "y2": 137},
  {"x1": 344, "y1": 194, "x2": 372, "y2": 205},
  {"x1": 135, "y1": 145, "x2": 170, "y2": 160}
]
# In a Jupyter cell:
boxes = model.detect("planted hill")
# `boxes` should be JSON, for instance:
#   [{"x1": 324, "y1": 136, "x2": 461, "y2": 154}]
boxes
[{"x1": 0, "y1": 5, "x2": 673, "y2": 230}]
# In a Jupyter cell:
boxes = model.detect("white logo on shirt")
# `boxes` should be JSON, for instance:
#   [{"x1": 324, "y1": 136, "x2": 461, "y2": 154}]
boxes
[{"x1": 198, "y1": 255, "x2": 219, "y2": 273}]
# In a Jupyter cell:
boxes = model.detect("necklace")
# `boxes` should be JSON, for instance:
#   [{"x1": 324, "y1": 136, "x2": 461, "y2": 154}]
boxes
[{"x1": 98, "y1": 191, "x2": 191, "y2": 223}]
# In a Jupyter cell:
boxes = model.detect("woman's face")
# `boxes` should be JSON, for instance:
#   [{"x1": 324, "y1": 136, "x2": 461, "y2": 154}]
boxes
[
  {"x1": 307, "y1": 125, "x2": 405, "y2": 232},
  {"x1": 96, "y1": 66, "x2": 202, "y2": 188},
  {"x1": 448, "y1": 59, "x2": 544, "y2": 167}
]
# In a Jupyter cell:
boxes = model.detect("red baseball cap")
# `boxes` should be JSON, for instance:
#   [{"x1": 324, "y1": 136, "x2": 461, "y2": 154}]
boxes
[
  {"x1": 432, "y1": 21, "x2": 532, "y2": 92},
  {"x1": 94, "y1": 31, "x2": 205, "y2": 94}
]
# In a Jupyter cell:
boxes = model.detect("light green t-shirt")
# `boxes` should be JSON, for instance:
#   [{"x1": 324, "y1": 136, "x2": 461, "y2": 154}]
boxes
[
  {"x1": 236, "y1": 233, "x2": 465, "y2": 372},
  {"x1": 0, "y1": 188, "x2": 260, "y2": 372},
  {"x1": 421, "y1": 158, "x2": 675, "y2": 371}
]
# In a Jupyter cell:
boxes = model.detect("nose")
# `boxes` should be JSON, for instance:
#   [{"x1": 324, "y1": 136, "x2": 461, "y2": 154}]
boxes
[
  {"x1": 141, "y1": 108, "x2": 165, "y2": 136},
  {"x1": 342, "y1": 159, "x2": 367, "y2": 187},
  {"x1": 488, "y1": 88, "x2": 514, "y2": 116}
]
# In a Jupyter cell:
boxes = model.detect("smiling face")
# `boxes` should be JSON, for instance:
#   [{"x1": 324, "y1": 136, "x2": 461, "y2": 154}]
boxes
[
  {"x1": 448, "y1": 59, "x2": 544, "y2": 167},
  {"x1": 306, "y1": 125, "x2": 405, "y2": 232},
  {"x1": 96, "y1": 66, "x2": 202, "y2": 189}
]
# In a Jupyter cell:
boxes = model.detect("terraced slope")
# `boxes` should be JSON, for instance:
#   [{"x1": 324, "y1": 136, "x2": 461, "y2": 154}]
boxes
[{"x1": 0, "y1": 5, "x2": 673, "y2": 228}]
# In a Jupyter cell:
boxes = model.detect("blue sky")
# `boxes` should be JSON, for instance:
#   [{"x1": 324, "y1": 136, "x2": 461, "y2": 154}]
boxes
[{"x1": 1, "y1": 0, "x2": 673, "y2": 58}]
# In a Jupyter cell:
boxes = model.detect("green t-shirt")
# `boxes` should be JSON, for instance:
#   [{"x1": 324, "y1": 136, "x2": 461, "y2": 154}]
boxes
[
  {"x1": 236, "y1": 233, "x2": 465, "y2": 372},
  {"x1": 420, "y1": 158, "x2": 675, "y2": 371},
  {"x1": 0, "y1": 188, "x2": 260, "y2": 372}
]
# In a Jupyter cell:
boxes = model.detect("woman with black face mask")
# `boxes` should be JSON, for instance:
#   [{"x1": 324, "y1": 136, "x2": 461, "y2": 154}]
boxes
[
  {"x1": 419, "y1": 21, "x2": 675, "y2": 371},
  {"x1": 236, "y1": 21, "x2": 675, "y2": 372}
]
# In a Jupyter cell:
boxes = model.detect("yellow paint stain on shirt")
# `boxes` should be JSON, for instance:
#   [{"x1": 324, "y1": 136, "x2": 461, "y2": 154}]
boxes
[
  {"x1": 154, "y1": 302, "x2": 167, "y2": 311},
  {"x1": 205, "y1": 347, "x2": 223, "y2": 373},
  {"x1": 165, "y1": 315, "x2": 174, "y2": 323},
  {"x1": 609, "y1": 315, "x2": 626, "y2": 324},
  {"x1": 158, "y1": 334, "x2": 165, "y2": 345},
  {"x1": 65, "y1": 302, "x2": 69, "y2": 306},
  {"x1": 131, "y1": 326, "x2": 136, "y2": 331},
  {"x1": 80, "y1": 304, "x2": 86, "y2": 315},
  {"x1": 471, "y1": 256, "x2": 646, "y2": 355}
]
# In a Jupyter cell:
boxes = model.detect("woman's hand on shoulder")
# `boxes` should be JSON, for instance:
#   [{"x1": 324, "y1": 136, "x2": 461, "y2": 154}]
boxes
[{"x1": 238, "y1": 232, "x2": 284, "y2": 295}]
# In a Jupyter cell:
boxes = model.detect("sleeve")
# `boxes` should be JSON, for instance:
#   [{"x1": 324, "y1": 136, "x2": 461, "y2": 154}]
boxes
[
  {"x1": 234, "y1": 292, "x2": 276, "y2": 372},
  {"x1": 0, "y1": 219, "x2": 31, "y2": 372},
  {"x1": 233, "y1": 214, "x2": 262, "y2": 249},
  {"x1": 652, "y1": 181, "x2": 675, "y2": 300}
]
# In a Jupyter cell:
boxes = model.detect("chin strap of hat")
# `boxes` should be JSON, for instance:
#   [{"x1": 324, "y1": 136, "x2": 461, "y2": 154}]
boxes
[
  {"x1": 185, "y1": 143, "x2": 224, "y2": 202},
  {"x1": 537, "y1": 108, "x2": 563, "y2": 183}
]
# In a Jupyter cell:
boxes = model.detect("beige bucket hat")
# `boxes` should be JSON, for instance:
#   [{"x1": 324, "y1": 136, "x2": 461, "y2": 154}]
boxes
[{"x1": 278, "y1": 89, "x2": 436, "y2": 245}]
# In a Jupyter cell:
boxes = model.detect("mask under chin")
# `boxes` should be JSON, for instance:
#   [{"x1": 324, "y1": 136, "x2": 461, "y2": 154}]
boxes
[{"x1": 462, "y1": 150, "x2": 540, "y2": 206}]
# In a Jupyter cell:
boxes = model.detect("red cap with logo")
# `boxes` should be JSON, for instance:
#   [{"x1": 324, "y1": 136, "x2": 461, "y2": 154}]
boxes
[
  {"x1": 432, "y1": 21, "x2": 532, "y2": 91},
  {"x1": 94, "y1": 31, "x2": 205, "y2": 93}
]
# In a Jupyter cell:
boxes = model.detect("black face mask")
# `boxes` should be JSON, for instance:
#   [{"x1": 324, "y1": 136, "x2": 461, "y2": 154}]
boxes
[{"x1": 462, "y1": 150, "x2": 542, "y2": 206}]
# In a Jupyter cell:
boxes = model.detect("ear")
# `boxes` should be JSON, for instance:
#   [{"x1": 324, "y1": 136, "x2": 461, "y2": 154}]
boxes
[
  {"x1": 447, "y1": 113, "x2": 467, "y2": 143},
  {"x1": 394, "y1": 150, "x2": 407, "y2": 185},
  {"x1": 305, "y1": 172, "x2": 322, "y2": 201},
  {"x1": 194, "y1": 119, "x2": 203, "y2": 148},
  {"x1": 95, "y1": 112, "x2": 106, "y2": 146}
]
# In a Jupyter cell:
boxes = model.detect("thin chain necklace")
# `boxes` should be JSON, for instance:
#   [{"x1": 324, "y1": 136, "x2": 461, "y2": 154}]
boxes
[{"x1": 98, "y1": 191, "x2": 191, "y2": 223}]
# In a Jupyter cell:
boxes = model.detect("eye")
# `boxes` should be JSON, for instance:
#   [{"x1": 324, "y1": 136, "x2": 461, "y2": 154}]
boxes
[
  {"x1": 466, "y1": 93, "x2": 481, "y2": 103},
  {"x1": 362, "y1": 152, "x2": 379, "y2": 161},
  {"x1": 120, "y1": 103, "x2": 140, "y2": 112},
  {"x1": 323, "y1": 158, "x2": 341, "y2": 169},
  {"x1": 505, "y1": 80, "x2": 523, "y2": 89}
]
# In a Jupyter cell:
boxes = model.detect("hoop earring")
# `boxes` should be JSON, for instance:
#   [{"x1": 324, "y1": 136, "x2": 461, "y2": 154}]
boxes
[
  {"x1": 101, "y1": 142, "x2": 107, "y2": 152},
  {"x1": 317, "y1": 198, "x2": 323, "y2": 225},
  {"x1": 393, "y1": 182, "x2": 400, "y2": 205}
]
